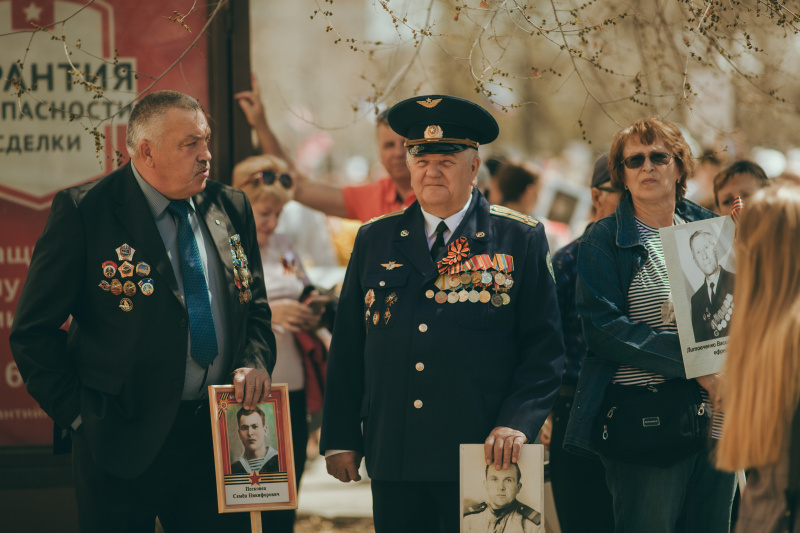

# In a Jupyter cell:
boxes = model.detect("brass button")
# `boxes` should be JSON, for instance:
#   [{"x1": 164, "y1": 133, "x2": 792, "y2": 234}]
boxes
[
  {"x1": 414, "y1": 400, "x2": 423, "y2": 409},
  {"x1": 415, "y1": 362, "x2": 424, "y2": 371},
  {"x1": 379, "y1": 281, "x2": 386, "y2": 287},
  {"x1": 418, "y1": 323, "x2": 428, "y2": 332}
]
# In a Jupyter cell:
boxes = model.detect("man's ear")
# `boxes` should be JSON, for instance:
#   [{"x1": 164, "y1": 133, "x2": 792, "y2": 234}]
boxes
[
  {"x1": 139, "y1": 140, "x2": 156, "y2": 169},
  {"x1": 590, "y1": 187, "x2": 603, "y2": 211}
]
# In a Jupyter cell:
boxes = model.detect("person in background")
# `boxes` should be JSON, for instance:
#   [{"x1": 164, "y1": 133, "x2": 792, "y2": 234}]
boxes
[
  {"x1": 712, "y1": 160, "x2": 768, "y2": 216},
  {"x1": 716, "y1": 182, "x2": 800, "y2": 532},
  {"x1": 544, "y1": 154, "x2": 619, "y2": 533},
  {"x1": 235, "y1": 75, "x2": 415, "y2": 222},
  {"x1": 565, "y1": 116, "x2": 736, "y2": 532},
  {"x1": 495, "y1": 162, "x2": 542, "y2": 216},
  {"x1": 234, "y1": 154, "x2": 330, "y2": 532}
]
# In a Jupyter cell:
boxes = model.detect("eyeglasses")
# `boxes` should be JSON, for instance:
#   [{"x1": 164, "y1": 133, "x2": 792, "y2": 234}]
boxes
[
  {"x1": 258, "y1": 171, "x2": 293, "y2": 189},
  {"x1": 595, "y1": 186, "x2": 616, "y2": 193},
  {"x1": 621, "y1": 152, "x2": 676, "y2": 169}
]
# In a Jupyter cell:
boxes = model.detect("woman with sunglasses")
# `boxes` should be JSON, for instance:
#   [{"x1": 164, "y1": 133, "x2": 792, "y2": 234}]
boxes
[
  {"x1": 563, "y1": 117, "x2": 736, "y2": 532},
  {"x1": 233, "y1": 154, "x2": 330, "y2": 533}
]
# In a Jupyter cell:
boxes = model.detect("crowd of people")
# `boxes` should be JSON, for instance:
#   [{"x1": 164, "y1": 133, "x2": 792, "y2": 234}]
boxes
[{"x1": 7, "y1": 77, "x2": 800, "y2": 533}]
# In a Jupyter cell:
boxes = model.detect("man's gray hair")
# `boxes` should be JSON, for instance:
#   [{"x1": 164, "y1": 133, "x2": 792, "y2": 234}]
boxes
[{"x1": 125, "y1": 90, "x2": 202, "y2": 157}]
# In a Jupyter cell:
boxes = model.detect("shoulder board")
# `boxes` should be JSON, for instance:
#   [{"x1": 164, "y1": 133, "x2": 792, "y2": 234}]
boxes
[
  {"x1": 517, "y1": 503, "x2": 542, "y2": 525},
  {"x1": 362, "y1": 209, "x2": 404, "y2": 226},
  {"x1": 464, "y1": 502, "x2": 488, "y2": 515},
  {"x1": 489, "y1": 205, "x2": 539, "y2": 227}
]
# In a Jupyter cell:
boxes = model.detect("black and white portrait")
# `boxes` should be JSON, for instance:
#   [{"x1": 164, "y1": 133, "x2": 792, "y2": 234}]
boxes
[{"x1": 460, "y1": 444, "x2": 544, "y2": 533}]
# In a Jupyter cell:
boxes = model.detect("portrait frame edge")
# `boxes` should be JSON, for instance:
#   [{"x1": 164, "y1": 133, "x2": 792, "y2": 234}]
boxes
[{"x1": 208, "y1": 383, "x2": 298, "y2": 514}]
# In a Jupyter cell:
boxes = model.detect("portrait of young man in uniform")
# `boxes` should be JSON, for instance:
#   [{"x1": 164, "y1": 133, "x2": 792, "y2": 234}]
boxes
[
  {"x1": 688, "y1": 229, "x2": 735, "y2": 343},
  {"x1": 463, "y1": 462, "x2": 542, "y2": 533},
  {"x1": 319, "y1": 94, "x2": 564, "y2": 533},
  {"x1": 230, "y1": 405, "x2": 279, "y2": 474}
]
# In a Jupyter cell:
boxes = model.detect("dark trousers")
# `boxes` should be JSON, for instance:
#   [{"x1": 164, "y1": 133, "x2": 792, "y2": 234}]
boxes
[
  {"x1": 258, "y1": 389, "x2": 308, "y2": 533},
  {"x1": 550, "y1": 393, "x2": 615, "y2": 533},
  {"x1": 371, "y1": 479, "x2": 460, "y2": 533},
  {"x1": 71, "y1": 400, "x2": 250, "y2": 533}
]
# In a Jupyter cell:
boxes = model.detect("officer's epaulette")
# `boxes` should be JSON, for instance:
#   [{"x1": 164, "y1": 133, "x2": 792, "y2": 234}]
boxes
[
  {"x1": 363, "y1": 209, "x2": 405, "y2": 226},
  {"x1": 518, "y1": 503, "x2": 542, "y2": 525},
  {"x1": 489, "y1": 204, "x2": 539, "y2": 227},
  {"x1": 464, "y1": 502, "x2": 487, "y2": 515}
]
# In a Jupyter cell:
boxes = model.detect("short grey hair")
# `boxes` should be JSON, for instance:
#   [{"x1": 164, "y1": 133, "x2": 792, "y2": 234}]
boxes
[{"x1": 126, "y1": 90, "x2": 203, "y2": 157}]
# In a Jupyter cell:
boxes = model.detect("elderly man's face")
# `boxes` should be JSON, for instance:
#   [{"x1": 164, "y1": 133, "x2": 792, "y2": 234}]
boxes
[
  {"x1": 484, "y1": 466, "x2": 522, "y2": 509},
  {"x1": 143, "y1": 107, "x2": 211, "y2": 200},
  {"x1": 691, "y1": 233, "x2": 719, "y2": 277},
  {"x1": 408, "y1": 150, "x2": 480, "y2": 218},
  {"x1": 238, "y1": 412, "x2": 267, "y2": 458}
]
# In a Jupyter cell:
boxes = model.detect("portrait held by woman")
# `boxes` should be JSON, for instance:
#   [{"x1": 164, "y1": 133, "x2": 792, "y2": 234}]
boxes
[
  {"x1": 716, "y1": 182, "x2": 800, "y2": 533},
  {"x1": 233, "y1": 154, "x2": 331, "y2": 533},
  {"x1": 564, "y1": 116, "x2": 736, "y2": 532}
]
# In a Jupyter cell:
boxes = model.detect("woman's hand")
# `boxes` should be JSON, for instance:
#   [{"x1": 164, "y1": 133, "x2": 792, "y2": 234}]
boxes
[
  {"x1": 696, "y1": 373, "x2": 723, "y2": 410},
  {"x1": 270, "y1": 298, "x2": 322, "y2": 333}
]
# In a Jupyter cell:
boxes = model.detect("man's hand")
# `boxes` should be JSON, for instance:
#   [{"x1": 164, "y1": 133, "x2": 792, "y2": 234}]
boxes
[
  {"x1": 232, "y1": 367, "x2": 271, "y2": 410},
  {"x1": 485, "y1": 426, "x2": 528, "y2": 471},
  {"x1": 233, "y1": 74, "x2": 267, "y2": 128},
  {"x1": 325, "y1": 451, "x2": 363, "y2": 483}
]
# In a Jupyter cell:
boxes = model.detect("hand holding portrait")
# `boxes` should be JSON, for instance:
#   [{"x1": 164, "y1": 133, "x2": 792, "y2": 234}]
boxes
[
  {"x1": 232, "y1": 367, "x2": 271, "y2": 410},
  {"x1": 484, "y1": 426, "x2": 528, "y2": 471}
]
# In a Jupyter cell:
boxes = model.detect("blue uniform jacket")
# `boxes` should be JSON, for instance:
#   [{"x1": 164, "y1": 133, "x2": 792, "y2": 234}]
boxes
[
  {"x1": 320, "y1": 189, "x2": 565, "y2": 482},
  {"x1": 563, "y1": 193, "x2": 716, "y2": 456}
]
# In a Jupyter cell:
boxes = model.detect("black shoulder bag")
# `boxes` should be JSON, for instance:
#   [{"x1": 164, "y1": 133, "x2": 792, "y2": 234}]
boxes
[{"x1": 596, "y1": 379, "x2": 711, "y2": 467}]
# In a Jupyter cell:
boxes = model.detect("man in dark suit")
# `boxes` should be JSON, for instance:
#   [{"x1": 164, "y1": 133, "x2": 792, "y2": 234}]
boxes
[
  {"x1": 320, "y1": 95, "x2": 564, "y2": 533},
  {"x1": 10, "y1": 91, "x2": 275, "y2": 532},
  {"x1": 689, "y1": 229, "x2": 735, "y2": 342}
]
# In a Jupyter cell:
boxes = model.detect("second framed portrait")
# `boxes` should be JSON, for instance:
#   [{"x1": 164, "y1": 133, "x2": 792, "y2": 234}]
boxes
[{"x1": 208, "y1": 383, "x2": 297, "y2": 514}]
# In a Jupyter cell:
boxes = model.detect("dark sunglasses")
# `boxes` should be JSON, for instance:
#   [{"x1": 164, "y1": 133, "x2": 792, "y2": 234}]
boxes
[
  {"x1": 596, "y1": 186, "x2": 616, "y2": 193},
  {"x1": 621, "y1": 152, "x2": 676, "y2": 169},
  {"x1": 258, "y1": 171, "x2": 293, "y2": 189}
]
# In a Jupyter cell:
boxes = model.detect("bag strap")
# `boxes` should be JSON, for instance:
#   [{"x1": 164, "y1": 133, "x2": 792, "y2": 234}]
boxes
[{"x1": 785, "y1": 404, "x2": 800, "y2": 533}]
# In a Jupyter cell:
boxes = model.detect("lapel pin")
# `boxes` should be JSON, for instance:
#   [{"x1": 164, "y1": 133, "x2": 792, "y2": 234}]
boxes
[{"x1": 381, "y1": 261, "x2": 403, "y2": 270}]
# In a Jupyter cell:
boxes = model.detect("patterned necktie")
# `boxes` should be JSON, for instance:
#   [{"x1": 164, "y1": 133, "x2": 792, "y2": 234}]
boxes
[
  {"x1": 167, "y1": 200, "x2": 218, "y2": 368},
  {"x1": 430, "y1": 220, "x2": 448, "y2": 261}
]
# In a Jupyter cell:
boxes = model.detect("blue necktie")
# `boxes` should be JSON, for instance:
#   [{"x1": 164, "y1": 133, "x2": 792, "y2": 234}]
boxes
[{"x1": 168, "y1": 200, "x2": 218, "y2": 368}]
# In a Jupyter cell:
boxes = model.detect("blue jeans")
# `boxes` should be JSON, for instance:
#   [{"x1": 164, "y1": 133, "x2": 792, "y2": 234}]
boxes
[{"x1": 600, "y1": 447, "x2": 735, "y2": 533}]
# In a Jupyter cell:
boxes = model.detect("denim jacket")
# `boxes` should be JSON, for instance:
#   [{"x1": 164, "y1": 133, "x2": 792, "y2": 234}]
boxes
[{"x1": 563, "y1": 193, "x2": 716, "y2": 456}]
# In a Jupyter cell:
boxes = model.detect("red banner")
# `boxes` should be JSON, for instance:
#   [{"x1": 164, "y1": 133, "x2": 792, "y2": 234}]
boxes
[{"x1": 0, "y1": 0, "x2": 211, "y2": 446}]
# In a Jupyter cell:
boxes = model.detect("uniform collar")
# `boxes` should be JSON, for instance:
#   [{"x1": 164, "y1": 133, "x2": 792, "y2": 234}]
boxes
[{"x1": 420, "y1": 190, "x2": 473, "y2": 242}]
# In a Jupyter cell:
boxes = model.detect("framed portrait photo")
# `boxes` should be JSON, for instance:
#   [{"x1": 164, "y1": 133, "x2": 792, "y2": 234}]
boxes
[
  {"x1": 660, "y1": 216, "x2": 737, "y2": 378},
  {"x1": 208, "y1": 384, "x2": 297, "y2": 514},
  {"x1": 460, "y1": 444, "x2": 545, "y2": 533}
]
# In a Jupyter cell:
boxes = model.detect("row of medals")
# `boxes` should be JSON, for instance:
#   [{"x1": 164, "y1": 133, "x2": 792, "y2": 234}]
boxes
[
  {"x1": 230, "y1": 235, "x2": 253, "y2": 304},
  {"x1": 425, "y1": 270, "x2": 513, "y2": 307}
]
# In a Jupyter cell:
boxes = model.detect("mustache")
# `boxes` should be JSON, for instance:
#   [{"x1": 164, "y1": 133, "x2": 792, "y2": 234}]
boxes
[{"x1": 195, "y1": 162, "x2": 210, "y2": 174}]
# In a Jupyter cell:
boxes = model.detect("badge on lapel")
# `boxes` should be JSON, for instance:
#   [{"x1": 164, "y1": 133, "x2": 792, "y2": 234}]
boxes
[
  {"x1": 229, "y1": 234, "x2": 253, "y2": 304},
  {"x1": 98, "y1": 243, "x2": 154, "y2": 312}
]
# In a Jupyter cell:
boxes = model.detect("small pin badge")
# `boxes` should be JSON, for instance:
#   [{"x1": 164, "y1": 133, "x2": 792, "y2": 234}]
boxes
[
  {"x1": 400, "y1": 230, "x2": 409, "y2": 237},
  {"x1": 119, "y1": 261, "x2": 134, "y2": 278},
  {"x1": 119, "y1": 298, "x2": 133, "y2": 312},
  {"x1": 136, "y1": 262, "x2": 151, "y2": 277},
  {"x1": 476, "y1": 231, "x2": 486, "y2": 238},
  {"x1": 115, "y1": 243, "x2": 135, "y2": 261},
  {"x1": 138, "y1": 278, "x2": 155, "y2": 296},
  {"x1": 381, "y1": 261, "x2": 404, "y2": 270},
  {"x1": 102, "y1": 261, "x2": 118, "y2": 278}
]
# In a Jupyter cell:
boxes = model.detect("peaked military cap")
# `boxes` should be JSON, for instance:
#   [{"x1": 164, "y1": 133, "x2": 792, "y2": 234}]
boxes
[{"x1": 387, "y1": 94, "x2": 499, "y2": 155}]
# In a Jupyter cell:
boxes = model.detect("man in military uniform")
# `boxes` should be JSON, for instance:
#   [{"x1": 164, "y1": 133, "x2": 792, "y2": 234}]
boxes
[
  {"x1": 689, "y1": 229, "x2": 735, "y2": 342},
  {"x1": 464, "y1": 463, "x2": 541, "y2": 533},
  {"x1": 320, "y1": 95, "x2": 564, "y2": 533}
]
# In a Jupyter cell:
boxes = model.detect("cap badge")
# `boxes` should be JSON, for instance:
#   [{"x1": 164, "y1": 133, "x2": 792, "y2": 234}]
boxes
[
  {"x1": 417, "y1": 98, "x2": 442, "y2": 109},
  {"x1": 424, "y1": 125, "x2": 443, "y2": 139}
]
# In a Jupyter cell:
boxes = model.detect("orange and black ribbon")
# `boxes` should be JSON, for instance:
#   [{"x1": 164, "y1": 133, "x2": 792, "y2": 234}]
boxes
[{"x1": 437, "y1": 237, "x2": 470, "y2": 274}]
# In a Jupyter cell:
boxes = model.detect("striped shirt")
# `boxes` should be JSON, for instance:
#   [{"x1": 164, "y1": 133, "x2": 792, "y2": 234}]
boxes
[{"x1": 614, "y1": 216, "x2": 722, "y2": 438}]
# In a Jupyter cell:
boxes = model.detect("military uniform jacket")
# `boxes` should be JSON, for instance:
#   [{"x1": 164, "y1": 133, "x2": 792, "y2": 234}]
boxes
[
  {"x1": 463, "y1": 500, "x2": 542, "y2": 533},
  {"x1": 320, "y1": 189, "x2": 564, "y2": 482},
  {"x1": 690, "y1": 268, "x2": 735, "y2": 343},
  {"x1": 10, "y1": 163, "x2": 276, "y2": 479}
]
